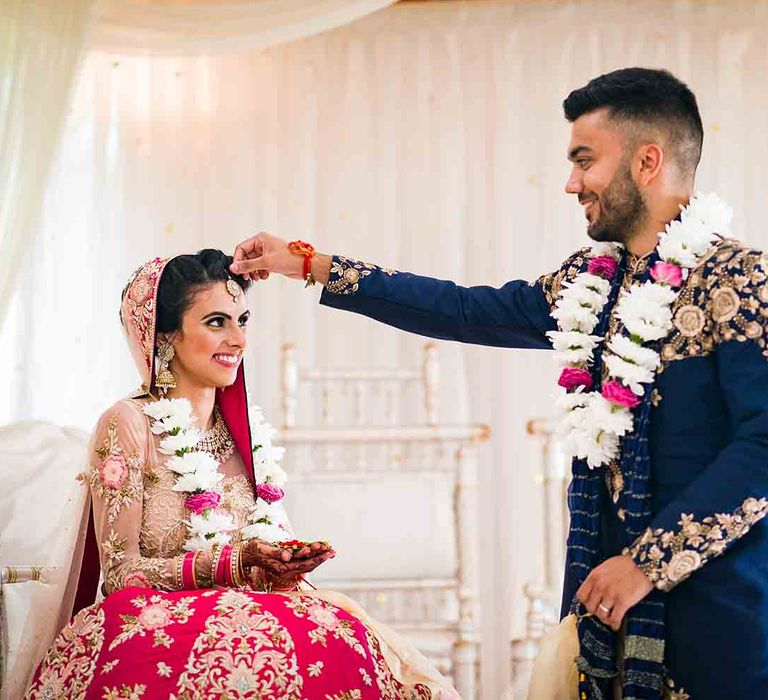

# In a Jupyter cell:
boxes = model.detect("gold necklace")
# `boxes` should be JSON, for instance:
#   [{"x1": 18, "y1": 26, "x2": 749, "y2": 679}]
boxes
[{"x1": 196, "y1": 407, "x2": 235, "y2": 463}]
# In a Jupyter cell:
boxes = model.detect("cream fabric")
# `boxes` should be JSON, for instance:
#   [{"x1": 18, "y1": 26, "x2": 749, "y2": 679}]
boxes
[
  {"x1": 92, "y1": 0, "x2": 397, "y2": 54},
  {"x1": 525, "y1": 614, "x2": 580, "y2": 700},
  {"x1": 4, "y1": 1, "x2": 768, "y2": 696},
  {"x1": 0, "y1": 422, "x2": 89, "y2": 700},
  {"x1": 0, "y1": 0, "x2": 97, "y2": 333}
]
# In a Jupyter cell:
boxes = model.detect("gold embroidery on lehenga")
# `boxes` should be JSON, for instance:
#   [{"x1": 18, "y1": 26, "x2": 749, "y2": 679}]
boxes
[
  {"x1": 284, "y1": 597, "x2": 366, "y2": 658},
  {"x1": 101, "y1": 683, "x2": 147, "y2": 699},
  {"x1": 108, "y1": 594, "x2": 196, "y2": 651},
  {"x1": 627, "y1": 496, "x2": 768, "y2": 591},
  {"x1": 174, "y1": 590, "x2": 302, "y2": 699},
  {"x1": 24, "y1": 605, "x2": 105, "y2": 700},
  {"x1": 326, "y1": 256, "x2": 398, "y2": 296},
  {"x1": 363, "y1": 626, "x2": 431, "y2": 700}
]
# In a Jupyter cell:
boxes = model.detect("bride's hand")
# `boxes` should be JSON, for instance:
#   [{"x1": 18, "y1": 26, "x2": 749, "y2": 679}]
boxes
[
  {"x1": 242, "y1": 539, "x2": 335, "y2": 577},
  {"x1": 230, "y1": 232, "x2": 303, "y2": 281}
]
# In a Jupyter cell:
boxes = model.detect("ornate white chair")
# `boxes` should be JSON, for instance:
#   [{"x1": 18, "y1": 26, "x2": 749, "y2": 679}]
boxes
[
  {"x1": 506, "y1": 418, "x2": 569, "y2": 699},
  {"x1": 278, "y1": 342, "x2": 488, "y2": 699},
  {"x1": 0, "y1": 421, "x2": 89, "y2": 700}
]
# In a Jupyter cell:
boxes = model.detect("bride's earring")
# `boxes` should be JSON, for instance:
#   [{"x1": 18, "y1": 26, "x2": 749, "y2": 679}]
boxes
[{"x1": 155, "y1": 342, "x2": 177, "y2": 395}]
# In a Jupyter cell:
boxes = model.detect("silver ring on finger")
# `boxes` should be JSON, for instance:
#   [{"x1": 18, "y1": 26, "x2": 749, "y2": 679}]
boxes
[{"x1": 598, "y1": 603, "x2": 612, "y2": 614}]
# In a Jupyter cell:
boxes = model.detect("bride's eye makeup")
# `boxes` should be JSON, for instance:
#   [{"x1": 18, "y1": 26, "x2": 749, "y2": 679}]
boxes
[{"x1": 201, "y1": 310, "x2": 250, "y2": 329}]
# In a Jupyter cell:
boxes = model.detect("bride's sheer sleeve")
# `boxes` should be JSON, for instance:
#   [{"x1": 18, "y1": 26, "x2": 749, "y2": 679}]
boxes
[{"x1": 87, "y1": 400, "x2": 212, "y2": 593}]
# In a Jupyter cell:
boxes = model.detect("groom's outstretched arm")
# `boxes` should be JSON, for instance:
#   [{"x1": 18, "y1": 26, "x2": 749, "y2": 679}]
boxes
[{"x1": 231, "y1": 233, "x2": 590, "y2": 350}]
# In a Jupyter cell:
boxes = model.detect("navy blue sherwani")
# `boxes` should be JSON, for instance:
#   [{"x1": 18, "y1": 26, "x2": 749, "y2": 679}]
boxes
[{"x1": 319, "y1": 239, "x2": 768, "y2": 699}]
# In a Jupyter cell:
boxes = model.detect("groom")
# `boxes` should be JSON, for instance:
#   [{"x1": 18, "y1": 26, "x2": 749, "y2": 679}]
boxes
[{"x1": 231, "y1": 68, "x2": 768, "y2": 699}]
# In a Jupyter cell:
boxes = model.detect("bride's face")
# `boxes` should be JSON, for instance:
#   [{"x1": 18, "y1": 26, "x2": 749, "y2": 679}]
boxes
[{"x1": 166, "y1": 281, "x2": 249, "y2": 389}]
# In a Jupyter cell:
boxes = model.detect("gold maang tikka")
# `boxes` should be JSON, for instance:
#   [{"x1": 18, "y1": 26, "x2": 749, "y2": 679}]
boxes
[
  {"x1": 226, "y1": 278, "x2": 241, "y2": 303},
  {"x1": 155, "y1": 342, "x2": 177, "y2": 395}
]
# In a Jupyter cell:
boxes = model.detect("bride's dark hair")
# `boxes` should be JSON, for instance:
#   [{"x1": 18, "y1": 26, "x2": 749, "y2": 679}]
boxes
[{"x1": 155, "y1": 249, "x2": 252, "y2": 333}]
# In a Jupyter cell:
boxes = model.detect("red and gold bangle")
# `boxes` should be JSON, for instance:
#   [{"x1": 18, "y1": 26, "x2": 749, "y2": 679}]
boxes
[
  {"x1": 181, "y1": 551, "x2": 199, "y2": 589},
  {"x1": 214, "y1": 544, "x2": 234, "y2": 587},
  {"x1": 288, "y1": 240, "x2": 316, "y2": 287},
  {"x1": 210, "y1": 543, "x2": 224, "y2": 587}
]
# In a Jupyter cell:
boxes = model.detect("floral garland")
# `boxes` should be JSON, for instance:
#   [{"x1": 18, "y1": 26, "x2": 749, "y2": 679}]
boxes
[
  {"x1": 548, "y1": 192, "x2": 733, "y2": 468},
  {"x1": 143, "y1": 399, "x2": 291, "y2": 552}
]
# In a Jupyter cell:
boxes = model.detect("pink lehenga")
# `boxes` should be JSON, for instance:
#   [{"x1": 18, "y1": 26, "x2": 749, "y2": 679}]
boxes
[{"x1": 25, "y1": 257, "x2": 457, "y2": 700}]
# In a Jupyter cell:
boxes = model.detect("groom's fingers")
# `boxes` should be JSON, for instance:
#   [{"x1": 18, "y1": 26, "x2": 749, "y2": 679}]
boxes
[{"x1": 231, "y1": 255, "x2": 269, "y2": 275}]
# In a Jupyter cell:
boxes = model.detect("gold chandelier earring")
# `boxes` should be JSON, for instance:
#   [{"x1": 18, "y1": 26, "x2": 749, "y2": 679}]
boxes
[{"x1": 155, "y1": 342, "x2": 177, "y2": 395}]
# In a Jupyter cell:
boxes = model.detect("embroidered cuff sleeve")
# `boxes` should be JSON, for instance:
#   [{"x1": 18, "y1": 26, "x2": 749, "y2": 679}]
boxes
[
  {"x1": 627, "y1": 496, "x2": 768, "y2": 592},
  {"x1": 325, "y1": 255, "x2": 398, "y2": 296}
]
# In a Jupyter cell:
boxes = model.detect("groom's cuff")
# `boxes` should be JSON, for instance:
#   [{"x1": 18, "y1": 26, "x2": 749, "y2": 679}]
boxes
[{"x1": 324, "y1": 255, "x2": 398, "y2": 296}]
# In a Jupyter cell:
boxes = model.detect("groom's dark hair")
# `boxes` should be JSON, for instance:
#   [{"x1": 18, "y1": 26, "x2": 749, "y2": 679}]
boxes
[{"x1": 563, "y1": 67, "x2": 703, "y2": 178}]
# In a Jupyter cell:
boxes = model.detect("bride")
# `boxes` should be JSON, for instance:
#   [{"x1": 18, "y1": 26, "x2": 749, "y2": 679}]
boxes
[{"x1": 25, "y1": 250, "x2": 457, "y2": 699}]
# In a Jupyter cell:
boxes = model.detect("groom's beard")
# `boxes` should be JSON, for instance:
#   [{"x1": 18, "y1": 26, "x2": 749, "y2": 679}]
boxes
[{"x1": 585, "y1": 164, "x2": 647, "y2": 244}]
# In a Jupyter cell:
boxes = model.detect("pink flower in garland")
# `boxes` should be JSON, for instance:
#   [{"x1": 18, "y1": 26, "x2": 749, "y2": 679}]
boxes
[
  {"x1": 588, "y1": 255, "x2": 619, "y2": 280},
  {"x1": 601, "y1": 379, "x2": 641, "y2": 409},
  {"x1": 650, "y1": 261, "x2": 683, "y2": 288},
  {"x1": 185, "y1": 491, "x2": 222, "y2": 515},
  {"x1": 558, "y1": 367, "x2": 593, "y2": 392},
  {"x1": 99, "y1": 454, "x2": 128, "y2": 489},
  {"x1": 256, "y1": 483, "x2": 285, "y2": 504}
]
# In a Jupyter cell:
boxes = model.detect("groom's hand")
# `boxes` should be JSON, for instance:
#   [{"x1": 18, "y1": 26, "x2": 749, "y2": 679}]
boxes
[
  {"x1": 230, "y1": 232, "x2": 303, "y2": 281},
  {"x1": 576, "y1": 555, "x2": 653, "y2": 631}
]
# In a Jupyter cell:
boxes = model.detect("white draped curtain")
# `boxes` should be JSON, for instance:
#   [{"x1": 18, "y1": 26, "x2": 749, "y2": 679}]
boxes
[{"x1": 5, "y1": 1, "x2": 768, "y2": 697}]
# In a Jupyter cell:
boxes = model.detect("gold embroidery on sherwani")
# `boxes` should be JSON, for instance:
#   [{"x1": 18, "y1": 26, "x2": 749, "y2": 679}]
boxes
[
  {"x1": 326, "y1": 256, "x2": 398, "y2": 295},
  {"x1": 660, "y1": 238, "x2": 768, "y2": 370},
  {"x1": 536, "y1": 248, "x2": 592, "y2": 308},
  {"x1": 628, "y1": 496, "x2": 768, "y2": 591}
]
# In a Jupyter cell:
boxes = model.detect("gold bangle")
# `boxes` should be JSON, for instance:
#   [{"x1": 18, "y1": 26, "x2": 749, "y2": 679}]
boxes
[
  {"x1": 231, "y1": 544, "x2": 244, "y2": 588},
  {"x1": 190, "y1": 551, "x2": 199, "y2": 589},
  {"x1": 174, "y1": 554, "x2": 184, "y2": 590},
  {"x1": 210, "y1": 543, "x2": 224, "y2": 587}
]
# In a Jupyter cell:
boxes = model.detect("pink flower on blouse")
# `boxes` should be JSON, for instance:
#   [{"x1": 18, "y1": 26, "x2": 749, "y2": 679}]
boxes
[
  {"x1": 138, "y1": 603, "x2": 172, "y2": 630},
  {"x1": 99, "y1": 454, "x2": 128, "y2": 489},
  {"x1": 650, "y1": 261, "x2": 683, "y2": 287},
  {"x1": 601, "y1": 379, "x2": 641, "y2": 409},
  {"x1": 256, "y1": 483, "x2": 285, "y2": 504},
  {"x1": 558, "y1": 367, "x2": 593, "y2": 392},
  {"x1": 123, "y1": 572, "x2": 151, "y2": 589},
  {"x1": 185, "y1": 491, "x2": 222, "y2": 515},
  {"x1": 588, "y1": 255, "x2": 619, "y2": 280}
]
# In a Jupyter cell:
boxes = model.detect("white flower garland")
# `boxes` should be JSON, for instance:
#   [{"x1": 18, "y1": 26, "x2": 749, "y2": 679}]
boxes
[
  {"x1": 547, "y1": 192, "x2": 732, "y2": 468},
  {"x1": 143, "y1": 398, "x2": 291, "y2": 552}
]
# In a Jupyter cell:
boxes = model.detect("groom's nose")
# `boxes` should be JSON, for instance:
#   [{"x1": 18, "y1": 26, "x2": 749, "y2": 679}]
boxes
[{"x1": 565, "y1": 167, "x2": 583, "y2": 194}]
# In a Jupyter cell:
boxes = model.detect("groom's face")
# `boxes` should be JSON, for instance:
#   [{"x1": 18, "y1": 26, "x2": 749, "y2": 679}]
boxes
[{"x1": 565, "y1": 109, "x2": 646, "y2": 243}]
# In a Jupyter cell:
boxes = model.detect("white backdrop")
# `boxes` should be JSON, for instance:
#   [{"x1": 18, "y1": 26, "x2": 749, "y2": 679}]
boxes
[{"x1": 4, "y1": 1, "x2": 768, "y2": 696}]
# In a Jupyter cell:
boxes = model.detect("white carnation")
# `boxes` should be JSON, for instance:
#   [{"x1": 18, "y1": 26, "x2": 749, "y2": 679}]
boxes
[
  {"x1": 560, "y1": 280, "x2": 608, "y2": 311},
  {"x1": 585, "y1": 429, "x2": 620, "y2": 469},
  {"x1": 552, "y1": 299, "x2": 600, "y2": 333},
  {"x1": 568, "y1": 273, "x2": 611, "y2": 297},
  {"x1": 188, "y1": 510, "x2": 235, "y2": 537},
  {"x1": 166, "y1": 450, "x2": 219, "y2": 476},
  {"x1": 603, "y1": 353, "x2": 654, "y2": 395},
  {"x1": 683, "y1": 191, "x2": 733, "y2": 235},
  {"x1": 159, "y1": 429, "x2": 202, "y2": 455},
  {"x1": 172, "y1": 469, "x2": 224, "y2": 493},
  {"x1": 606, "y1": 335, "x2": 660, "y2": 371},
  {"x1": 241, "y1": 522, "x2": 289, "y2": 543},
  {"x1": 547, "y1": 330, "x2": 602, "y2": 364},
  {"x1": 656, "y1": 234, "x2": 699, "y2": 268},
  {"x1": 585, "y1": 394, "x2": 634, "y2": 437},
  {"x1": 616, "y1": 283, "x2": 676, "y2": 341}
]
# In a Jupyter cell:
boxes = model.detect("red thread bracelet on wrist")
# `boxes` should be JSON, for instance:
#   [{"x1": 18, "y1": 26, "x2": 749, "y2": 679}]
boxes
[{"x1": 288, "y1": 240, "x2": 316, "y2": 284}]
